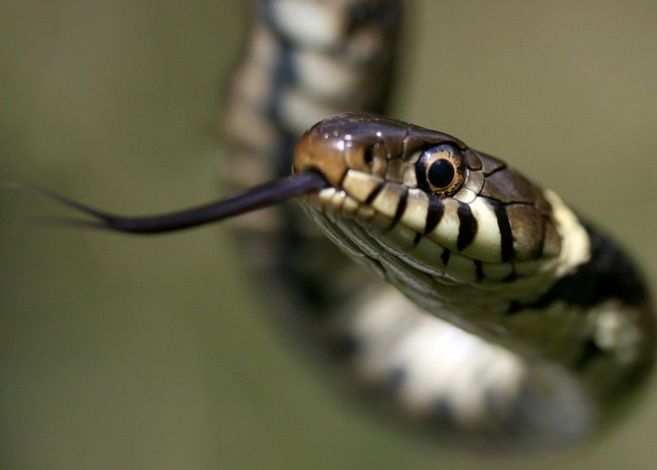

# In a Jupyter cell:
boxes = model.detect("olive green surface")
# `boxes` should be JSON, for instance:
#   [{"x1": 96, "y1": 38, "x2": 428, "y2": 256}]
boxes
[{"x1": 2, "y1": 1, "x2": 657, "y2": 469}]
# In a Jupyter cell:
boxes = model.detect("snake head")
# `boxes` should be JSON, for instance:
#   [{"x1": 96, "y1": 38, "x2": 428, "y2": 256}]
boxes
[{"x1": 293, "y1": 113, "x2": 587, "y2": 292}]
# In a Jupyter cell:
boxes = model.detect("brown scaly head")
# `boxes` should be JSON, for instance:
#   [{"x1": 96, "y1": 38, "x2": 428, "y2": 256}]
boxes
[{"x1": 292, "y1": 114, "x2": 589, "y2": 314}]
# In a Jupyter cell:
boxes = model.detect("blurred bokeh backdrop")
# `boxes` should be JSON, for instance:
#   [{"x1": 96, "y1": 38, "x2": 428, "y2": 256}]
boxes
[{"x1": 2, "y1": 1, "x2": 657, "y2": 469}]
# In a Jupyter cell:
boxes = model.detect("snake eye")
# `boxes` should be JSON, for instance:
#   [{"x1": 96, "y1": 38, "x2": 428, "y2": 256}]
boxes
[
  {"x1": 416, "y1": 144, "x2": 464, "y2": 196},
  {"x1": 428, "y1": 159, "x2": 455, "y2": 189}
]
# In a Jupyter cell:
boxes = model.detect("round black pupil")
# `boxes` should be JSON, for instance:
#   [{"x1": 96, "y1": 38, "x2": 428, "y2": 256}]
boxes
[{"x1": 427, "y1": 158, "x2": 455, "y2": 189}]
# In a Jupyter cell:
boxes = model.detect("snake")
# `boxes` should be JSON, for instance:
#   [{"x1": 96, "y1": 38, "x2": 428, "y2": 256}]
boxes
[{"x1": 19, "y1": 0, "x2": 655, "y2": 451}]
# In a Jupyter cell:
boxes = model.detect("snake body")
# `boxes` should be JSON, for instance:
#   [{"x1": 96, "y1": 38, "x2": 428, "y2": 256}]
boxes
[
  {"x1": 221, "y1": 0, "x2": 655, "y2": 450},
  {"x1": 2, "y1": 0, "x2": 653, "y2": 457},
  {"x1": 221, "y1": 0, "x2": 656, "y2": 449}
]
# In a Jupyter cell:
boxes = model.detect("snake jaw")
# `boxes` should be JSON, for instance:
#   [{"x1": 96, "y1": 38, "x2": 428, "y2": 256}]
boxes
[{"x1": 292, "y1": 114, "x2": 596, "y2": 308}]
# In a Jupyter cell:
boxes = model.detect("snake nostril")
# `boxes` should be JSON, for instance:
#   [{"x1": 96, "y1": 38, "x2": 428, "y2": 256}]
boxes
[{"x1": 363, "y1": 148, "x2": 375, "y2": 166}]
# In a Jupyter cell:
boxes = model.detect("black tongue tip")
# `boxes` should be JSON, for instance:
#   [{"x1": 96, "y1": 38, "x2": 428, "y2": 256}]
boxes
[{"x1": 3, "y1": 171, "x2": 328, "y2": 235}]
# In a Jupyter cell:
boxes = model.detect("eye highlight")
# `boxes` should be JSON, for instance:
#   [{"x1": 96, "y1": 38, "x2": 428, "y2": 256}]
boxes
[{"x1": 415, "y1": 144, "x2": 464, "y2": 196}]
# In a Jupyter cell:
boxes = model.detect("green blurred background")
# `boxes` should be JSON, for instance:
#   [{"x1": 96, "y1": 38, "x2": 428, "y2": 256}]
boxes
[{"x1": 2, "y1": 1, "x2": 657, "y2": 469}]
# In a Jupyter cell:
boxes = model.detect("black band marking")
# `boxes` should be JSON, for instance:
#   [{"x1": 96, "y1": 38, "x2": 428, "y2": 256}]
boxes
[
  {"x1": 518, "y1": 222, "x2": 648, "y2": 310},
  {"x1": 456, "y1": 202, "x2": 478, "y2": 251},
  {"x1": 492, "y1": 202, "x2": 514, "y2": 262},
  {"x1": 424, "y1": 196, "x2": 444, "y2": 235},
  {"x1": 440, "y1": 248, "x2": 451, "y2": 266},
  {"x1": 365, "y1": 181, "x2": 385, "y2": 204},
  {"x1": 389, "y1": 187, "x2": 409, "y2": 228},
  {"x1": 474, "y1": 260, "x2": 484, "y2": 282}
]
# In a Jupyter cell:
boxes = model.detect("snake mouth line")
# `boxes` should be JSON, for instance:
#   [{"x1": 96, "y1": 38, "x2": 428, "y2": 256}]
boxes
[{"x1": 298, "y1": 170, "x2": 589, "y2": 296}]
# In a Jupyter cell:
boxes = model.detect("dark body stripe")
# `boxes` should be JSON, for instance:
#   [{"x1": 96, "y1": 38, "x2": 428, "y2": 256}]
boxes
[
  {"x1": 390, "y1": 188, "x2": 409, "y2": 228},
  {"x1": 456, "y1": 202, "x2": 477, "y2": 251},
  {"x1": 424, "y1": 197, "x2": 444, "y2": 234},
  {"x1": 492, "y1": 202, "x2": 514, "y2": 262},
  {"x1": 440, "y1": 248, "x2": 451, "y2": 266},
  {"x1": 520, "y1": 222, "x2": 648, "y2": 310},
  {"x1": 365, "y1": 181, "x2": 386, "y2": 204},
  {"x1": 474, "y1": 260, "x2": 484, "y2": 282}
]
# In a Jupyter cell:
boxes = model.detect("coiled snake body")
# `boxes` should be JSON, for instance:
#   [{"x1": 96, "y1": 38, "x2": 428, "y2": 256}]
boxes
[
  {"x1": 24, "y1": 0, "x2": 655, "y2": 451},
  {"x1": 223, "y1": 0, "x2": 655, "y2": 449}
]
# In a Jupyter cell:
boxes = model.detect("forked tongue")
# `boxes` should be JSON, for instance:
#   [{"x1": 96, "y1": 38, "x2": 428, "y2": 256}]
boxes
[{"x1": 4, "y1": 171, "x2": 327, "y2": 234}]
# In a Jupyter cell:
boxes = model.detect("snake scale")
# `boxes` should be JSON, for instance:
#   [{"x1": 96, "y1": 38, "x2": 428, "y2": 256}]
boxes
[{"x1": 22, "y1": 0, "x2": 655, "y2": 451}]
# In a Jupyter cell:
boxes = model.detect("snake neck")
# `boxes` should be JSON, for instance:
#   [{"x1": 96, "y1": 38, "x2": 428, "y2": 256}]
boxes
[{"x1": 301, "y1": 179, "x2": 653, "y2": 383}]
